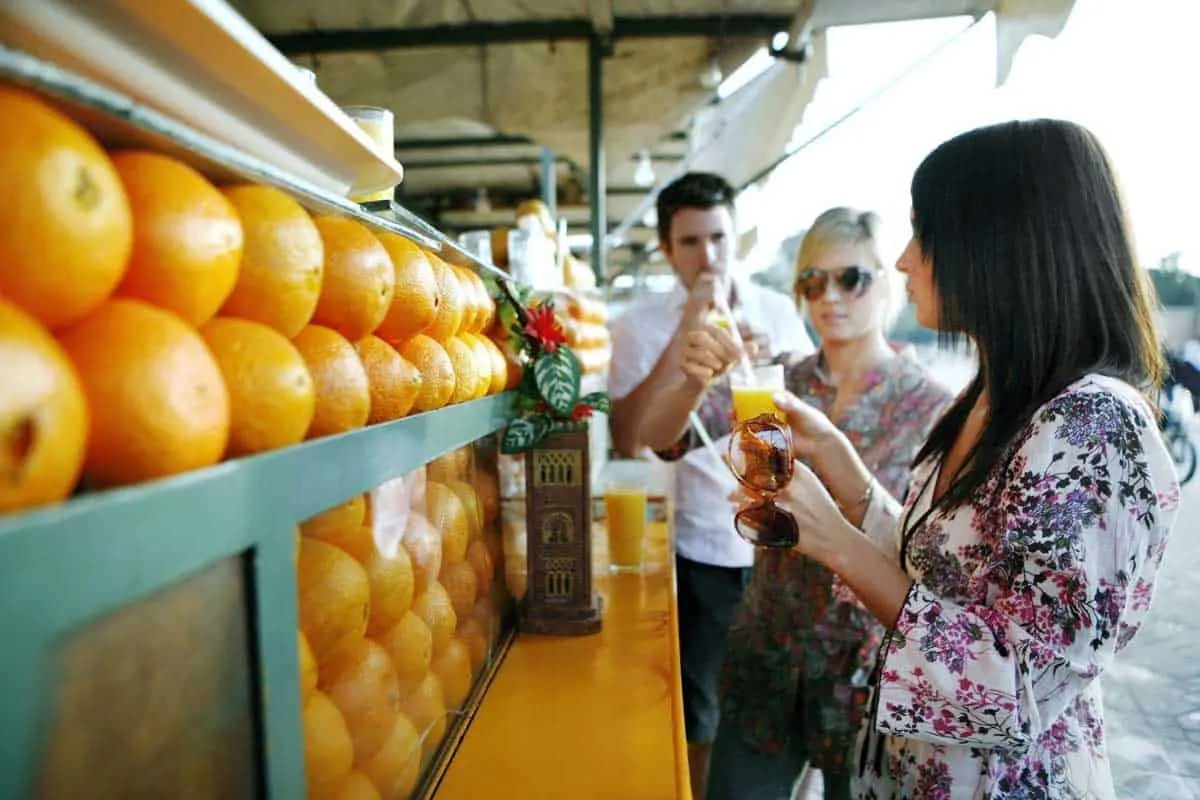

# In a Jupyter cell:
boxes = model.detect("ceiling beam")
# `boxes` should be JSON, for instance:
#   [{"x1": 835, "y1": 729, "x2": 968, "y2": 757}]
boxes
[
  {"x1": 394, "y1": 134, "x2": 533, "y2": 150},
  {"x1": 269, "y1": 14, "x2": 793, "y2": 54}
]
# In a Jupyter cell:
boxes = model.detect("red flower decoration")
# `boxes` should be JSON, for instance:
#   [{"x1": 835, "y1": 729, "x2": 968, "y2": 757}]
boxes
[
  {"x1": 570, "y1": 404, "x2": 594, "y2": 422},
  {"x1": 523, "y1": 304, "x2": 567, "y2": 353}
]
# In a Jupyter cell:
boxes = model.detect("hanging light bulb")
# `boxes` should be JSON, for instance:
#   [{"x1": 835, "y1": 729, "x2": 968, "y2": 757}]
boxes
[
  {"x1": 634, "y1": 151, "x2": 656, "y2": 188},
  {"x1": 699, "y1": 55, "x2": 723, "y2": 90}
]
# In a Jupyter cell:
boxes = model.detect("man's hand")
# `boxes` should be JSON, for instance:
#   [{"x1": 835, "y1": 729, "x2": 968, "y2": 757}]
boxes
[
  {"x1": 681, "y1": 273, "x2": 727, "y2": 331},
  {"x1": 738, "y1": 320, "x2": 773, "y2": 366}
]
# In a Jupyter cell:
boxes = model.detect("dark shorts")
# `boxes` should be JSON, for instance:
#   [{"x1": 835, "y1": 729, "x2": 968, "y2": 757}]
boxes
[{"x1": 675, "y1": 554, "x2": 751, "y2": 744}]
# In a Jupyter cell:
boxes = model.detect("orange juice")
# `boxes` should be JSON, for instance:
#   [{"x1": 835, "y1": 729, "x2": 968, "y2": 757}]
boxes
[
  {"x1": 605, "y1": 487, "x2": 647, "y2": 572},
  {"x1": 344, "y1": 105, "x2": 395, "y2": 203},
  {"x1": 732, "y1": 387, "x2": 782, "y2": 423}
]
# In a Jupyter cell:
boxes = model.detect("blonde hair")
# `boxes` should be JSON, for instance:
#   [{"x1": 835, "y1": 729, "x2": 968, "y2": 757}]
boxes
[{"x1": 793, "y1": 206, "x2": 900, "y2": 328}]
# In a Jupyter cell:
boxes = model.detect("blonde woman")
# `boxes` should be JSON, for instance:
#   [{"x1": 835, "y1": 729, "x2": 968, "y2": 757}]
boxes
[{"x1": 697, "y1": 208, "x2": 952, "y2": 799}]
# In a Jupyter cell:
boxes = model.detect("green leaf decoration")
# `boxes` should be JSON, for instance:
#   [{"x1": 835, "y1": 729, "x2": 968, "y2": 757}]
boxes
[
  {"x1": 501, "y1": 416, "x2": 549, "y2": 454},
  {"x1": 534, "y1": 348, "x2": 581, "y2": 416},
  {"x1": 580, "y1": 392, "x2": 611, "y2": 415}
]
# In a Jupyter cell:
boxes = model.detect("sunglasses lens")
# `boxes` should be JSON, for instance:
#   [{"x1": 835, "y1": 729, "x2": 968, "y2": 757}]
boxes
[
  {"x1": 798, "y1": 270, "x2": 827, "y2": 301},
  {"x1": 729, "y1": 420, "x2": 794, "y2": 492},
  {"x1": 837, "y1": 266, "x2": 874, "y2": 296},
  {"x1": 798, "y1": 267, "x2": 874, "y2": 300},
  {"x1": 735, "y1": 503, "x2": 798, "y2": 548}
]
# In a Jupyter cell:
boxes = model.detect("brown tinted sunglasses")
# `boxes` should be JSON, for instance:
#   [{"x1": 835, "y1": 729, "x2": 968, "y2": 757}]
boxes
[
  {"x1": 728, "y1": 414, "x2": 798, "y2": 549},
  {"x1": 795, "y1": 266, "x2": 875, "y2": 301}
]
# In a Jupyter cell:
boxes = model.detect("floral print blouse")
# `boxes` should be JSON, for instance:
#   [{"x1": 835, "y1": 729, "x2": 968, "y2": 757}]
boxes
[
  {"x1": 719, "y1": 352, "x2": 952, "y2": 772},
  {"x1": 854, "y1": 375, "x2": 1179, "y2": 799}
]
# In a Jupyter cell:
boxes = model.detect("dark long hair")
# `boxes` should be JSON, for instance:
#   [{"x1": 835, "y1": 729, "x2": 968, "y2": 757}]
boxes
[{"x1": 911, "y1": 119, "x2": 1163, "y2": 511}]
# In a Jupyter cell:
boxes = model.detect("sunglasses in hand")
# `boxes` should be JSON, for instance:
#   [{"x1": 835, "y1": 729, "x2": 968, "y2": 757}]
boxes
[
  {"x1": 795, "y1": 265, "x2": 875, "y2": 302},
  {"x1": 728, "y1": 413, "x2": 799, "y2": 549}
]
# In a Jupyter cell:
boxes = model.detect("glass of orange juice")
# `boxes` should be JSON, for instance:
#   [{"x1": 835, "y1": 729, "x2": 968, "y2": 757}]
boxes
[
  {"x1": 604, "y1": 482, "x2": 648, "y2": 574},
  {"x1": 343, "y1": 105, "x2": 395, "y2": 204},
  {"x1": 731, "y1": 364, "x2": 785, "y2": 423}
]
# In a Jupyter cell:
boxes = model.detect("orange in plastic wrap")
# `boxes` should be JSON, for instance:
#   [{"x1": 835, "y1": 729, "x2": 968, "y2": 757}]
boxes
[
  {"x1": 439, "y1": 560, "x2": 478, "y2": 620},
  {"x1": 445, "y1": 479, "x2": 483, "y2": 540},
  {"x1": 360, "y1": 543, "x2": 415, "y2": 637},
  {"x1": 302, "y1": 495, "x2": 369, "y2": 556},
  {"x1": 332, "y1": 771, "x2": 382, "y2": 800},
  {"x1": 297, "y1": 538, "x2": 370, "y2": 660},
  {"x1": 472, "y1": 470, "x2": 500, "y2": 526},
  {"x1": 299, "y1": 630, "x2": 319, "y2": 704},
  {"x1": 397, "y1": 672, "x2": 448, "y2": 762},
  {"x1": 424, "y1": 482, "x2": 468, "y2": 565},
  {"x1": 424, "y1": 449, "x2": 467, "y2": 483},
  {"x1": 376, "y1": 610, "x2": 433, "y2": 698},
  {"x1": 401, "y1": 514, "x2": 442, "y2": 598},
  {"x1": 411, "y1": 581, "x2": 457, "y2": 655},
  {"x1": 359, "y1": 712, "x2": 421, "y2": 800},
  {"x1": 465, "y1": 539, "x2": 494, "y2": 597},
  {"x1": 430, "y1": 637, "x2": 472, "y2": 709},
  {"x1": 319, "y1": 638, "x2": 401, "y2": 763},
  {"x1": 455, "y1": 616, "x2": 489, "y2": 673},
  {"x1": 303, "y1": 690, "x2": 354, "y2": 798}
]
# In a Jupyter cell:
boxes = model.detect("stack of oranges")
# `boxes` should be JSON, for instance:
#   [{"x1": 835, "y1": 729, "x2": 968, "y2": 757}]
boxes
[
  {"x1": 0, "y1": 87, "x2": 514, "y2": 516},
  {"x1": 295, "y1": 444, "x2": 504, "y2": 799}
]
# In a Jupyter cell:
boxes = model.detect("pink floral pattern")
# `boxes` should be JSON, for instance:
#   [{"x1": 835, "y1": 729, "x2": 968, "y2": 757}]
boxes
[{"x1": 856, "y1": 375, "x2": 1180, "y2": 798}]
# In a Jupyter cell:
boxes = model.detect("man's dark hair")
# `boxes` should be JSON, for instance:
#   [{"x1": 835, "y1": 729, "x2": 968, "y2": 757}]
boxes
[{"x1": 655, "y1": 172, "x2": 737, "y2": 245}]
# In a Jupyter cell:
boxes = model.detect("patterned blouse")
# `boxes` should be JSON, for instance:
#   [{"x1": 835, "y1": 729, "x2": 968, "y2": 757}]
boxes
[
  {"x1": 853, "y1": 375, "x2": 1179, "y2": 798},
  {"x1": 718, "y1": 352, "x2": 953, "y2": 772}
]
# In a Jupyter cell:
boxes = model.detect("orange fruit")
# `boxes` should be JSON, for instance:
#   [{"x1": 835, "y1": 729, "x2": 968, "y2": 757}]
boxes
[
  {"x1": 412, "y1": 581, "x2": 457, "y2": 655},
  {"x1": 374, "y1": 234, "x2": 439, "y2": 343},
  {"x1": 473, "y1": 471, "x2": 501, "y2": 526},
  {"x1": 397, "y1": 672, "x2": 447, "y2": 762},
  {"x1": 424, "y1": 259, "x2": 464, "y2": 342},
  {"x1": 332, "y1": 771, "x2": 382, "y2": 800},
  {"x1": 424, "y1": 482, "x2": 469, "y2": 565},
  {"x1": 476, "y1": 336, "x2": 509, "y2": 396},
  {"x1": 299, "y1": 630, "x2": 319, "y2": 704},
  {"x1": 439, "y1": 560, "x2": 478, "y2": 620},
  {"x1": 465, "y1": 539, "x2": 494, "y2": 597},
  {"x1": 0, "y1": 88, "x2": 132, "y2": 331},
  {"x1": 220, "y1": 185, "x2": 324, "y2": 337},
  {"x1": 360, "y1": 544, "x2": 416, "y2": 637},
  {"x1": 401, "y1": 514, "x2": 442, "y2": 599},
  {"x1": 443, "y1": 336, "x2": 482, "y2": 405},
  {"x1": 311, "y1": 217, "x2": 395, "y2": 341},
  {"x1": 430, "y1": 638, "x2": 472, "y2": 709},
  {"x1": 303, "y1": 690, "x2": 354, "y2": 798},
  {"x1": 445, "y1": 479, "x2": 483, "y2": 540},
  {"x1": 424, "y1": 452, "x2": 461, "y2": 484},
  {"x1": 293, "y1": 325, "x2": 370, "y2": 438},
  {"x1": 354, "y1": 335, "x2": 421, "y2": 424},
  {"x1": 302, "y1": 494, "x2": 368, "y2": 556},
  {"x1": 467, "y1": 270, "x2": 496, "y2": 334},
  {"x1": 376, "y1": 610, "x2": 433, "y2": 698},
  {"x1": 359, "y1": 713, "x2": 421, "y2": 800},
  {"x1": 297, "y1": 538, "x2": 370, "y2": 660},
  {"x1": 57, "y1": 299, "x2": 229, "y2": 487},
  {"x1": 458, "y1": 333, "x2": 496, "y2": 400},
  {"x1": 0, "y1": 298, "x2": 88, "y2": 513},
  {"x1": 110, "y1": 151, "x2": 242, "y2": 326},
  {"x1": 201, "y1": 317, "x2": 315, "y2": 457},
  {"x1": 398, "y1": 335, "x2": 454, "y2": 413},
  {"x1": 456, "y1": 617, "x2": 489, "y2": 674},
  {"x1": 319, "y1": 638, "x2": 401, "y2": 763},
  {"x1": 471, "y1": 596, "x2": 498, "y2": 645},
  {"x1": 450, "y1": 266, "x2": 480, "y2": 335}
]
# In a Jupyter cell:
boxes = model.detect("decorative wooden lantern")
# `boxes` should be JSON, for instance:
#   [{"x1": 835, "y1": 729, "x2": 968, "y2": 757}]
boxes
[{"x1": 519, "y1": 422, "x2": 602, "y2": 636}]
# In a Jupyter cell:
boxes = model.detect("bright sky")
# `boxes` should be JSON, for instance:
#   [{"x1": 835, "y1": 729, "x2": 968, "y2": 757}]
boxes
[{"x1": 744, "y1": 0, "x2": 1200, "y2": 275}]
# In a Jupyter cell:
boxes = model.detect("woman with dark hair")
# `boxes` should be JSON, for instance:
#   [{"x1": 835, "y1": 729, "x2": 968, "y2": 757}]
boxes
[{"x1": 731, "y1": 119, "x2": 1179, "y2": 796}]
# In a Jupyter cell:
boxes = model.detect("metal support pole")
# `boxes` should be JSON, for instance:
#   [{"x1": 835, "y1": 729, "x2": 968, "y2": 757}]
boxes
[
  {"x1": 588, "y1": 34, "x2": 607, "y2": 284},
  {"x1": 540, "y1": 146, "x2": 557, "y2": 219}
]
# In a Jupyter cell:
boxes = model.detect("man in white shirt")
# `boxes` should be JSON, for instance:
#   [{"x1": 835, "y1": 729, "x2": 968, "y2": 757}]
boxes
[{"x1": 608, "y1": 172, "x2": 814, "y2": 798}]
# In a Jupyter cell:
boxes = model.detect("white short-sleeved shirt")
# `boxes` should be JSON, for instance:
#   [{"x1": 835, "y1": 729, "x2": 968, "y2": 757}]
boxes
[{"x1": 609, "y1": 277, "x2": 814, "y2": 567}]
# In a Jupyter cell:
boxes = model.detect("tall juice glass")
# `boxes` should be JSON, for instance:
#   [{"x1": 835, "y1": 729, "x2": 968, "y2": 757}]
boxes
[
  {"x1": 605, "y1": 483, "x2": 647, "y2": 574},
  {"x1": 343, "y1": 105, "x2": 395, "y2": 203},
  {"x1": 731, "y1": 364, "x2": 785, "y2": 423}
]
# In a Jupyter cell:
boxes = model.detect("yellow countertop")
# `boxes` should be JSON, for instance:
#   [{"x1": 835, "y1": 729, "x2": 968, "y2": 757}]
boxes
[{"x1": 436, "y1": 520, "x2": 690, "y2": 799}]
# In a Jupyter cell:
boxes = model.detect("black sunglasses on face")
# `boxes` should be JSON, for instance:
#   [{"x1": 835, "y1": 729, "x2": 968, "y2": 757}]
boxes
[{"x1": 795, "y1": 266, "x2": 875, "y2": 301}]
